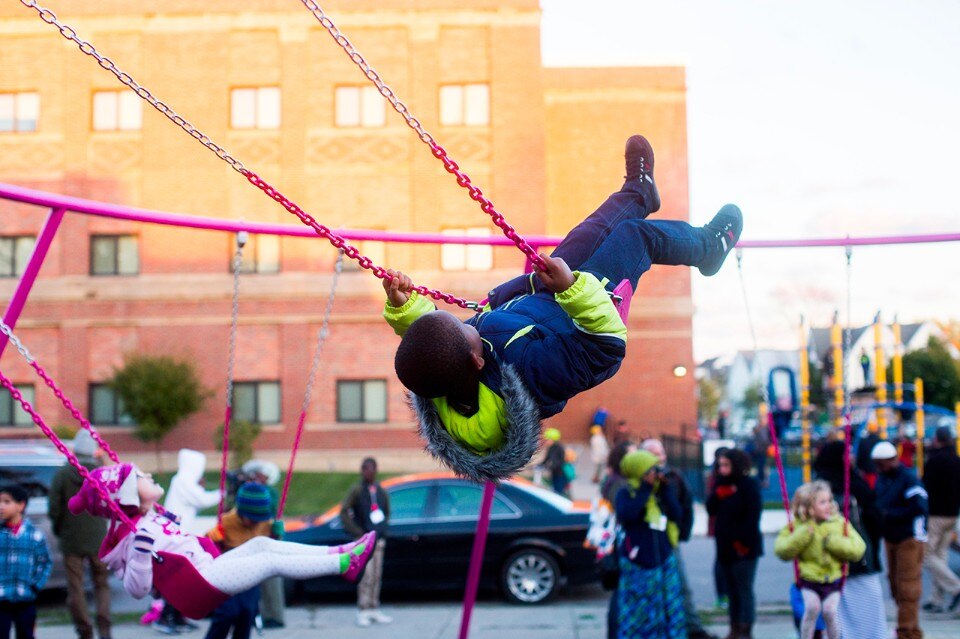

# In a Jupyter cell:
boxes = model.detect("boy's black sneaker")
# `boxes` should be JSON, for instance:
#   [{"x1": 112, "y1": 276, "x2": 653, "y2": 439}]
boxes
[
  {"x1": 624, "y1": 134, "x2": 660, "y2": 213},
  {"x1": 698, "y1": 204, "x2": 743, "y2": 276}
]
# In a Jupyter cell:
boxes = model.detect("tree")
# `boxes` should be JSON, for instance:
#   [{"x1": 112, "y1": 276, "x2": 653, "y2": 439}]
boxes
[
  {"x1": 213, "y1": 419, "x2": 262, "y2": 469},
  {"x1": 697, "y1": 377, "x2": 722, "y2": 424},
  {"x1": 110, "y1": 355, "x2": 209, "y2": 471},
  {"x1": 901, "y1": 337, "x2": 960, "y2": 410},
  {"x1": 740, "y1": 382, "x2": 764, "y2": 419}
]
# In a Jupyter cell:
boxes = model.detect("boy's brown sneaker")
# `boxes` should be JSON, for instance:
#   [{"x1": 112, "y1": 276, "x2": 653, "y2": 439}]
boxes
[{"x1": 625, "y1": 134, "x2": 660, "y2": 213}]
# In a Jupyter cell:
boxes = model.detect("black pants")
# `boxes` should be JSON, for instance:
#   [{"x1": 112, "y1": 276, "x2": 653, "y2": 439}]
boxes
[
  {"x1": 203, "y1": 586, "x2": 260, "y2": 639},
  {"x1": 0, "y1": 601, "x2": 37, "y2": 639},
  {"x1": 720, "y1": 558, "x2": 758, "y2": 625}
]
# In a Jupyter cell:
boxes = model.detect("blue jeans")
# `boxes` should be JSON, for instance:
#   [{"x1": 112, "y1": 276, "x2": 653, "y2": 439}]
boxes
[
  {"x1": 720, "y1": 557, "x2": 758, "y2": 625},
  {"x1": 490, "y1": 180, "x2": 716, "y2": 305},
  {"x1": 203, "y1": 586, "x2": 260, "y2": 639}
]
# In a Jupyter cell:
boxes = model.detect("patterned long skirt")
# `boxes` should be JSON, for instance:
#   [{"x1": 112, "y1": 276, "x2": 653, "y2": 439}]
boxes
[{"x1": 617, "y1": 553, "x2": 686, "y2": 639}]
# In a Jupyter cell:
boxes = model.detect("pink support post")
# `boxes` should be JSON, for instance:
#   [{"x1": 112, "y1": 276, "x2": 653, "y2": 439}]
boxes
[
  {"x1": 458, "y1": 481, "x2": 496, "y2": 639},
  {"x1": 0, "y1": 207, "x2": 65, "y2": 358}
]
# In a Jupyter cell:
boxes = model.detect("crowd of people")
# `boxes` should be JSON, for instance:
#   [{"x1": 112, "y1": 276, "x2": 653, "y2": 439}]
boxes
[{"x1": 584, "y1": 415, "x2": 960, "y2": 639}]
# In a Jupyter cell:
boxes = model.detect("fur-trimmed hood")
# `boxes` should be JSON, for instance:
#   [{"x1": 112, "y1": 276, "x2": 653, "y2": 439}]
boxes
[{"x1": 410, "y1": 365, "x2": 542, "y2": 483}]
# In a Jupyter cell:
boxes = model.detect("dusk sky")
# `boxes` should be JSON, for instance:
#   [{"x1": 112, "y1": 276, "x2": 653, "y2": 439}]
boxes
[{"x1": 541, "y1": 0, "x2": 960, "y2": 361}]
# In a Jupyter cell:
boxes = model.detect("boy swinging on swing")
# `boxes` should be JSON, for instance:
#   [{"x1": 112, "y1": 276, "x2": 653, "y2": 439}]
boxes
[{"x1": 384, "y1": 135, "x2": 743, "y2": 482}]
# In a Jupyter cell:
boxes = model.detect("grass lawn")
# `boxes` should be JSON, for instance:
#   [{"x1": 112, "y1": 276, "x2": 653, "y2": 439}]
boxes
[{"x1": 153, "y1": 471, "x2": 398, "y2": 519}]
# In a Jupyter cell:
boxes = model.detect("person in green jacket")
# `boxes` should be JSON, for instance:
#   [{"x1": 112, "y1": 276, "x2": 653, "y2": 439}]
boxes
[
  {"x1": 775, "y1": 480, "x2": 866, "y2": 639},
  {"x1": 48, "y1": 430, "x2": 111, "y2": 639}
]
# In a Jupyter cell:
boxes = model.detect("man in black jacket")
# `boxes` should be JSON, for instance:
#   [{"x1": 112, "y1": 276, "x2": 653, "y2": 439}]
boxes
[
  {"x1": 921, "y1": 427, "x2": 960, "y2": 613},
  {"x1": 873, "y1": 440, "x2": 928, "y2": 639},
  {"x1": 642, "y1": 439, "x2": 716, "y2": 639},
  {"x1": 340, "y1": 458, "x2": 391, "y2": 627}
]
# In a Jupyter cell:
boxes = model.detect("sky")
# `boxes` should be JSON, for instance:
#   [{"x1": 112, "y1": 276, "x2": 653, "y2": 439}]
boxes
[{"x1": 540, "y1": 0, "x2": 960, "y2": 362}]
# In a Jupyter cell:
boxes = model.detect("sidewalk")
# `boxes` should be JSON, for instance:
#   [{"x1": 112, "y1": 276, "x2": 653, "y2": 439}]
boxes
[{"x1": 37, "y1": 602, "x2": 960, "y2": 639}]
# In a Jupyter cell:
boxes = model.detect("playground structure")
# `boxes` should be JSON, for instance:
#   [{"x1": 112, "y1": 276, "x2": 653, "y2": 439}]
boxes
[{"x1": 3, "y1": 1, "x2": 960, "y2": 635}]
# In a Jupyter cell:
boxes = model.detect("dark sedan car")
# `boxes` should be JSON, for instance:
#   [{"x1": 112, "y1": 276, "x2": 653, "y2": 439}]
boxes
[{"x1": 284, "y1": 473, "x2": 597, "y2": 604}]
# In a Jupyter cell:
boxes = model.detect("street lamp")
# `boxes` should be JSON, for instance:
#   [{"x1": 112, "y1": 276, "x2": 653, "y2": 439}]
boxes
[{"x1": 672, "y1": 365, "x2": 688, "y2": 378}]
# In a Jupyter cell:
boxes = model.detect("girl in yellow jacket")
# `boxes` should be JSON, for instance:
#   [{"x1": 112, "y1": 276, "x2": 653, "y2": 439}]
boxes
[{"x1": 775, "y1": 480, "x2": 866, "y2": 639}]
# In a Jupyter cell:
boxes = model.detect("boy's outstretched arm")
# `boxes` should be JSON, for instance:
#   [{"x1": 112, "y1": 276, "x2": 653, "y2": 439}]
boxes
[
  {"x1": 533, "y1": 253, "x2": 575, "y2": 293},
  {"x1": 382, "y1": 268, "x2": 436, "y2": 336}
]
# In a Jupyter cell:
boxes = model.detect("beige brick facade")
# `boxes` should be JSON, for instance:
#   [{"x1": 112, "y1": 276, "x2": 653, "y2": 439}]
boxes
[{"x1": 0, "y1": 1, "x2": 695, "y2": 471}]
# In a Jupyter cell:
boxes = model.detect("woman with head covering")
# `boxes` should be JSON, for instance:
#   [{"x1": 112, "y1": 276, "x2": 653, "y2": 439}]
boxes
[
  {"x1": 613, "y1": 450, "x2": 685, "y2": 638},
  {"x1": 812, "y1": 440, "x2": 886, "y2": 639}
]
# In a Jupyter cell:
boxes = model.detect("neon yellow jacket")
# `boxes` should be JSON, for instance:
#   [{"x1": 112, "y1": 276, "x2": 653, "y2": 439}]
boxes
[{"x1": 774, "y1": 516, "x2": 866, "y2": 583}]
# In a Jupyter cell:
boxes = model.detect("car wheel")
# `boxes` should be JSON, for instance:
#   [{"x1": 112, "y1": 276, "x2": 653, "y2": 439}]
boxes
[{"x1": 500, "y1": 548, "x2": 560, "y2": 604}]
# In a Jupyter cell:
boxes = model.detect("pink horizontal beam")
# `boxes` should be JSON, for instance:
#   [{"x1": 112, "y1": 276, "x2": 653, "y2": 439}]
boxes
[{"x1": 2, "y1": 181, "x2": 959, "y2": 249}]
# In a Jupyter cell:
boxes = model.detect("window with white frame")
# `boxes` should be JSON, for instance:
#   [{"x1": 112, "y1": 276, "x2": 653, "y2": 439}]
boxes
[
  {"x1": 0, "y1": 236, "x2": 35, "y2": 278},
  {"x1": 336, "y1": 379, "x2": 387, "y2": 423},
  {"x1": 0, "y1": 92, "x2": 40, "y2": 132},
  {"x1": 232, "y1": 381, "x2": 281, "y2": 424},
  {"x1": 230, "y1": 87, "x2": 281, "y2": 130},
  {"x1": 90, "y1": 235, "x2": 139, "y2": 276},
  {"x1": 0, "y1": 384, "x2": 35, "y2": 427},
  {"x1": 439, "y1": 84, "x2": 489, "y2": 126},
  {"x1": 334, "y1": 86, "x2": 386, "y2": 128},
  {"x1": 235, "y1": 234, "x2": 280, "y2": 274},
  {"x1": 441, "y1": 227, "x2": 493, "y2": 271},
  {"x1": 89, "y1": 384, "x2": 134, "y2": 426},
  {"x1": 92, "y1": 90, "x2": 142, "y2": 131}
]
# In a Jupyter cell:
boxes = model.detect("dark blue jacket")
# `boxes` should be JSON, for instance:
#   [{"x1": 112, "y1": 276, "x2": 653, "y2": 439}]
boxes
[
  {"x1": 876, "y1": 465, "x2": 928, "y2": 544},
  {"x1": 615, "y1": 481, "x2": 681, "y2": 569},
  {"x1": 470, "y1": 275, "x2": 626, "y2": 418}
]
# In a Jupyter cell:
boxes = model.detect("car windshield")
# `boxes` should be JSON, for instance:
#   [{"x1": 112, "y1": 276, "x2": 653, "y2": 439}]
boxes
[
  {"x1": 0, "y1": 465, "x2": 60, "y2": 498},
  {"x1": 512, "y1": 481, "x2": 575, "y2": 512}
]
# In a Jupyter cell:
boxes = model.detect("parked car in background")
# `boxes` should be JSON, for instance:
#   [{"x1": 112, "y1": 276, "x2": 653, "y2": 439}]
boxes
[
  {"x1": 285, "y1": 473, "x2": 597, "y2": 604},
  {"x1": 0, "y1": 439, "x2": 67, "y2": 589}
]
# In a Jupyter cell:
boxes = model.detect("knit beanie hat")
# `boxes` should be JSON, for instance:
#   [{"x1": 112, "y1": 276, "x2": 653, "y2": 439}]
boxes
[
  {"x1": 236, "y1": 482, "x2": 273, "y2": 522},
  {"x1": 619, "y1": 450, "x2": 659, "y2": 488},
  {"x1": 68, "y1": 462, "x2": 140, "y2": 518},
  {"x1": 72, "y1": 430, "x2": 98, "y2": 457},
  {"x1": 543, "y1": 428, "x2": 561, "y2": 441}
]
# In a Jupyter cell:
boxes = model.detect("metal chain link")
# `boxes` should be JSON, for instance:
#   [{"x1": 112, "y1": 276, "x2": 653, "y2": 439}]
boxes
[
  {"x1": 299, "y1": 250, "x2": 343, "y2": 416},
  {"x1": 226, "y1": 234, "x2": 246, "y2": 409},
  {"x1": 0, "y1": 369, "x2": 137, "y2": 531},
  {"x1": 0, "y1": 318, "x2": 120, "y2": 463},
  {"x1": 297, "y1": 0, "x2": 547, "y2": 272}
]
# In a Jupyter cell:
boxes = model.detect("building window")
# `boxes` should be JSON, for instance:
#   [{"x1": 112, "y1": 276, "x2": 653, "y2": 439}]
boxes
[
  {"x1": 232, "y1": 381, "x2": 281, "y2": 424},
  {"x1": 0, "y1": 236, "x2": 35, "y2": 278},
  {"x1": 0, "y1": 92, "x2": 40, "y2": 133},
  {"x1": 235, "y1": 234, "x2": 280, "y2": 274},
  {"x1": 92, "y1": 90, "x2": 143, "y2": 131},
  {"x1": 335, "y1": 86, "x2": 386, "y2": 128},
  {"x1": 441, "y1": 228, "x2": 493, "y2": 271},
  {"x1": 342, "y1": 239, "x2": 385, "y2": 272},
  {"x1": 439, "y1": 84, "x2": 489, "y2": 126},
  {"x1": 231, "y1": 87, "x2": 281, "y2": 130},
  {"x1": 89, "y1": 384, "x2": 133, "y2": 426},
  {"x1": 0, "y1": 384, "x2": 35, "y2": 427},
  {"x1": 90, "y1": 235, "x2": 139, "y2": 276},
  {"x1": 336, "y1": 379, "x2": 387, "y2": 423}
]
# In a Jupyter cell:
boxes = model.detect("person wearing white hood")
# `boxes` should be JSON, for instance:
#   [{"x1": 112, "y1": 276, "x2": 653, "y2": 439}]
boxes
[
  {"x1": 153, "y1": 449, "x2": 223, "y2": 635},
  {"x1": 164, "y1": 449, "x2": 222, "y2": 535}
]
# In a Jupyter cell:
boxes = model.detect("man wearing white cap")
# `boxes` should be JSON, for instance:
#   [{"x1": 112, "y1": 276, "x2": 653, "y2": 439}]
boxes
[{"x1": 872, "y1": 440, "x2": 928, "y2": 639}]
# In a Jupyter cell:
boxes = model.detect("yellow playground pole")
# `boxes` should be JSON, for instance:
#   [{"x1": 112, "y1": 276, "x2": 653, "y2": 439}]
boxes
[
  {"x1": 892, "y1": 319, "x2": 904, "y2": 405},
  {"x1": 799, "y1": 317, "x2": 811, "y2": 482},
  {"x1": 831, "y1": 314, "x2": 844, "y2": 431},
  {"x1": 915, "y1": 378, "x2": 925, "y2": 476},
  {"x1": 873, "y1": 313, "x2": 888, "y2": 439}
]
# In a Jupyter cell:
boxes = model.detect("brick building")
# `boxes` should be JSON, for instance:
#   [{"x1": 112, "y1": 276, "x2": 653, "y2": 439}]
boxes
[{"x1": 0, "y1": 1, "x2": 695, "y2": 471}]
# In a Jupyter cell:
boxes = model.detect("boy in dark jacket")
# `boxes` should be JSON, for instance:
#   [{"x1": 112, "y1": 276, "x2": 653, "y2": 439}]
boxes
[
  {"x1": 48, "y1": 431, "x2": 111, "y2": 639},
  {"x1": 873, "y1": 441, "x2": 928, "y2": 639},
  {"x1": 0, "y1": 484, "x2": 52, "y2": 639},
  {"x1": 384, "y1": 135, "x2": 743, "y2": 482}
]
